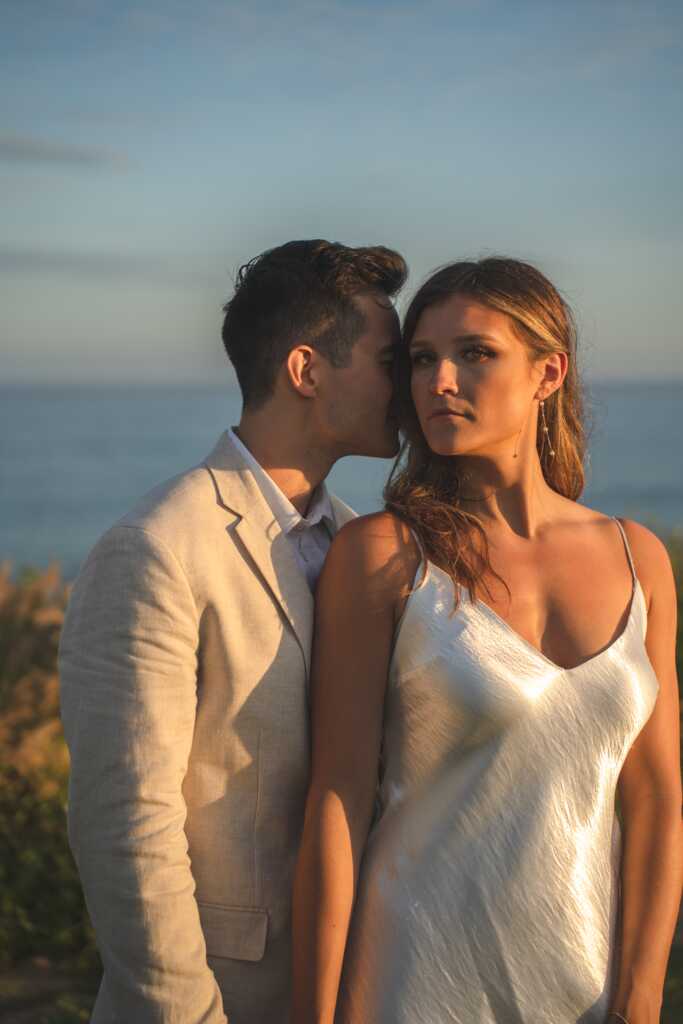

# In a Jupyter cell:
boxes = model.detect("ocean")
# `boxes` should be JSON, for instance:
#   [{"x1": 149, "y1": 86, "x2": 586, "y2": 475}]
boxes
[{"x1": 1, "y1": 381, "x2": 681, "y2": 579}]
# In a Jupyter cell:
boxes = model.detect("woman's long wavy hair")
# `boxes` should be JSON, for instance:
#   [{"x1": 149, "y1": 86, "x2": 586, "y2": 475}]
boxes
[{"x1": 384, "y1": 257, "x2": 587, "y2": 605}]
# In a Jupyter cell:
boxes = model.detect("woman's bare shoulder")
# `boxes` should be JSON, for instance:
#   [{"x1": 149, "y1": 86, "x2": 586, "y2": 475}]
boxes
[
  {"x1": 560, "y1": 500, "x2": 670, "y2": 567},
  {"x1": 617, "y1": 518, "x2": 675, "y2": 606},
  {"x1": 322, "y1": 511, "x2": 422, "y2": 601},
  {"x1": 565, "y1": 501, "x2": 674, "y2": 594},
  {"x1": 616, "y1": 517, "x2": 670, "y2": 560}
]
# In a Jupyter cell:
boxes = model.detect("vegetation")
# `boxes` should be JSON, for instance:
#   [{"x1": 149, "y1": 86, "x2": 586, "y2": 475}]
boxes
[
  {"x1": 0, "y1": 564, "x2": 99, "y2": 1019},
  {"x1": 0, "y1": 541, "x2": 681, "y2": 1021},
  {"x1": 672, "y1": 532, "x2": 683, "y2": 677}
]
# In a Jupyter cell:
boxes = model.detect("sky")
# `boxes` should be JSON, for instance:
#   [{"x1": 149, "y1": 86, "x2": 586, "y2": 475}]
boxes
[{"x1": 2, "y1": 0, "x2": 682, "y2": 384}]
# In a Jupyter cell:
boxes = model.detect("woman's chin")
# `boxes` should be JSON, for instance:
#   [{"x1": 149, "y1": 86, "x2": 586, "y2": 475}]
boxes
[{"x1": 426, "y1": 440, "x2": 467, "y2": 457}]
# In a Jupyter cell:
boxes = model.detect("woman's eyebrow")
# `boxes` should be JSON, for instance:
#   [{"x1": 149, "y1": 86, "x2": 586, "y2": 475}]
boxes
[
  {"x1": 409, "y1": 332, "x2": 499, "y2": 349},
  {"x1": 455, "y1": 332, "x2": 499, "y2": 343}
]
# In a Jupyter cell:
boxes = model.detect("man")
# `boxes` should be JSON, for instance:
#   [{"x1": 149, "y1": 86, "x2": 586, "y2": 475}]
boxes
[{"x1": 59, "y1": 239, "x2": 407, "y2": 1023}]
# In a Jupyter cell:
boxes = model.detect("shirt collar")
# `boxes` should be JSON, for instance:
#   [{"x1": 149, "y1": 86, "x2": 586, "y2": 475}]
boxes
[{"x1": 227, "y1": 427, "x2": 335, "y2": 536}]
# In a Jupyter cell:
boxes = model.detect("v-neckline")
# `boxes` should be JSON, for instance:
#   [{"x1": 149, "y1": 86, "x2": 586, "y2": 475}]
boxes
[{"x1": 426, "y1": 560, "x2": 642, "y2": 675}]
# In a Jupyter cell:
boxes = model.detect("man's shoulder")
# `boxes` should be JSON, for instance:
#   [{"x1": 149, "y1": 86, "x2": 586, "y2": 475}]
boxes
[
  {"x1": 118, "y1": 462, "x2": 215, "y2": 536},
  {"x1": 84, "y1": 433, "x2": 237, "y2": 565},
  {"x1": 114, "y1": 430, "x2": 243, "y2": 538},
  {"x1": 74, "y1": 462, "x2": 219, "y2": 584}
]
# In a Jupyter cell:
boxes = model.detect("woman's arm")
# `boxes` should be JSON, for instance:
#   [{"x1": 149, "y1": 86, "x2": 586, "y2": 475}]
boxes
[
  {"x1": 610, "y1": 522, "x2": 683, "y2": 1024},
  {"x1": 290, "y1": 514, "x2": 418, "y2": 1024}
]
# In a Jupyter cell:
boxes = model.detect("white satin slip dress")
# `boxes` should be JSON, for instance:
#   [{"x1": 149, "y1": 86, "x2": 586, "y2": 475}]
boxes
[{"x1": 336, "y1": 519, "x2": 659, "y2": 1024}]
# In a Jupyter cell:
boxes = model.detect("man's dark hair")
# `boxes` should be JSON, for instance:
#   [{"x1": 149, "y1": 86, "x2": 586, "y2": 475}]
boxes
[{"x1": 221, "y1": 239, "x2": 407, "y2": 408}]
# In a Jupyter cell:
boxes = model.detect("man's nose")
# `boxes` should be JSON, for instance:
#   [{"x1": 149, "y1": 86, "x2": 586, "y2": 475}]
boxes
[{"x1": 429, "y1": 359, "x2": 458, "y2": 395}]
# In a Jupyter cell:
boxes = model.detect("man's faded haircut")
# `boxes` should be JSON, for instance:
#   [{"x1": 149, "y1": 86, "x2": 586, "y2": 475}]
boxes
[{"x1": 221, "y1": 239, "x2": 408, "y2": 408}]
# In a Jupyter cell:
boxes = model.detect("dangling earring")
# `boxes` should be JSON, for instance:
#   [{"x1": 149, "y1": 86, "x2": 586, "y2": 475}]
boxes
[{"x1": 540, "y1": 399, "x2": 555, "y2": 458}]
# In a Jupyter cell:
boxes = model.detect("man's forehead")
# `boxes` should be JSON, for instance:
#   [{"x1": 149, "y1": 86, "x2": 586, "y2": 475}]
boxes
[
  {"x1": 357, "y1": 320, "x2": 400, "y2": 356},
  {"x1": 351, "y1": 291, "x2": 400, "y2": 347},
  {"x1": 352, "y1": 290, "x2": 395, "y2": 314}
]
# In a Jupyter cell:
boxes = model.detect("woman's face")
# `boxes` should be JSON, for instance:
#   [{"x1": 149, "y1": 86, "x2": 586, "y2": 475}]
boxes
[{"x1": 409, "y1": 294, "x2": 546, "y2": 459}]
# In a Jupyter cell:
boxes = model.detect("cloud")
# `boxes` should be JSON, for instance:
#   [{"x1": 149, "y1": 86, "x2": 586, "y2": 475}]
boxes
[
  {"x1": 0, "y1": 246, "x2": 217, "y2": 287},
  {"x1": 0, "y1": 134, "x2": 126, "y2": 168}
]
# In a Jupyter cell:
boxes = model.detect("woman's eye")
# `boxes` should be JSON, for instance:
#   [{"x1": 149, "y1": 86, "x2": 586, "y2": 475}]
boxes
[
  {"x1": 463, "y1": 346, "x2": 493, "y2": 362},
  {"x1": 410, "y1": 351, "x2": 433, "y2": 366}
]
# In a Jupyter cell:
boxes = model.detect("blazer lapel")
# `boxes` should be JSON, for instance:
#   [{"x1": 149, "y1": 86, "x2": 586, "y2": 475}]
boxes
[
  {"x1": 204, "y1": 432, "x2": 314, "y2": 675},
  {"x1": 233, "y1": 516, "x2": 313, "y2": 675}
]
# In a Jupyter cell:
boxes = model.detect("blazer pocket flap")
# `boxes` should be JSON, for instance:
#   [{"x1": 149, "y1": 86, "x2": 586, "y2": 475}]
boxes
[{"x1": 198, "y1": 902, "x2": 269, "y2": 962}]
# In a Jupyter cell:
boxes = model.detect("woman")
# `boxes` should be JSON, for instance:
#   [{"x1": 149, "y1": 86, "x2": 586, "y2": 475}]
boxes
[{"x1": 291, "y1": 258, "x2": 682, "y2": 1024}]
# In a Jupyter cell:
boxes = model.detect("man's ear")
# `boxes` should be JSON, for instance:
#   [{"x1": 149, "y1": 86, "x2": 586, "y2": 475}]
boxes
[{"x1": 285, "y1": 345, "x2": 320, "y2": 398}]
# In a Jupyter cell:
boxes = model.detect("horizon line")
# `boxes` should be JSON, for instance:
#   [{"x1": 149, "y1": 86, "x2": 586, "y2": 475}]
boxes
[{"x1": 2, "y1": 375, "x2": 683, "y2": 390}]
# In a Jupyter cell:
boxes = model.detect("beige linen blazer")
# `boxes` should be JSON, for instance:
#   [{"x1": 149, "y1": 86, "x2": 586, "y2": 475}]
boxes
[{"x1": 59, "y1": 431, "x2": 356, "y2": 1023}]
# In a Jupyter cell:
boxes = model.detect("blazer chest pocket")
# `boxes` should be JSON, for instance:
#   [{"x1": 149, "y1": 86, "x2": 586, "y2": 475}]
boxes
[{"x1": 198, "y1": 902, "x2": 269, "y2": 962}]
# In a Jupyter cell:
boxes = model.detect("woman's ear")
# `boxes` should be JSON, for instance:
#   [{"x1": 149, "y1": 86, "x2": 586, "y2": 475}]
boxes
[{"x1": 535, "y1": 351, "x2": 568, "y2": 400}]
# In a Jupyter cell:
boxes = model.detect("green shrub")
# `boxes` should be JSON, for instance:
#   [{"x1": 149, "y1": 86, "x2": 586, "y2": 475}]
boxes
[
  {"x1": 667, "y1": 532, "x2": 683, "y2": 675},
  {"x1": 0, "y1": 564, "x2": 97, "y2": 973},
  {"x1": 0, "y1": 766, "x2": 98, "y2": 970}
]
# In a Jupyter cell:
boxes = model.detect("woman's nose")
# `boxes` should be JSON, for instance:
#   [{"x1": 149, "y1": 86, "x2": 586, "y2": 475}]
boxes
[{"x1": 429, "y1": 359, "x2": 458, "y2": 395}]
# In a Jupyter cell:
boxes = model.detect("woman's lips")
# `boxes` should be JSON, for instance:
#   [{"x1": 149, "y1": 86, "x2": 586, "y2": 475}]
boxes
[{"x1": 428, "y1": 409, "x2": 467, "y2": 421}]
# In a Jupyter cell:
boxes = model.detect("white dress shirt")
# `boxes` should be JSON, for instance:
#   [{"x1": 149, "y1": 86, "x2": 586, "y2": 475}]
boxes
[{"x1": 227, "y1": 427, "x2": 335, "y2": 591}]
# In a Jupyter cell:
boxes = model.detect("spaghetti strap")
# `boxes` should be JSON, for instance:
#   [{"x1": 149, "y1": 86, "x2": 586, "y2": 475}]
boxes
[
  {"x1": 613, "y1": 517, "x2": 637, "y2": 584},
  {"x1": 407, "y1": 525, "x2": 426, "y2": 562},
  {"x1": 403, "y1": 523, "x2": 429, "y2": 591}
]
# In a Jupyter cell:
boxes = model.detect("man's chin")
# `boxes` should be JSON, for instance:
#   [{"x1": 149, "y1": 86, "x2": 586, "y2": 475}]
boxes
[
  {"x1": 343, "y1": 427, "x2": 400, "y2": 460},
  {"x1": 367, "y1": 431, "x2": 401, "y2": 460}
]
